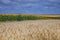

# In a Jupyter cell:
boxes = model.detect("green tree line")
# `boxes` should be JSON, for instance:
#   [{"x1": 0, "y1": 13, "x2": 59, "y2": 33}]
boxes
[{"x1": 0, "y1": 15, "x2": 60, "y2": 21}]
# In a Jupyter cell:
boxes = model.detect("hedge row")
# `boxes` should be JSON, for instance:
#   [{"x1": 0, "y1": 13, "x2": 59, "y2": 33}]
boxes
[
  {"x1": 0, "y1": 15, "x2": 60, "y2": 21},
  {"x1": 0, "y1": 15, "x2": 47, "y2": 21}
]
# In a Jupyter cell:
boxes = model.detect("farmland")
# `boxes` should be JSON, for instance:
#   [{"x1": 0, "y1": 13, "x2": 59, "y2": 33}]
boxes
[
  {"x1": 0, "y1": 14, "x2": 60, "y2": 40},
  {"x1": 0, "y1": 20, "x2": 60, "y2": 40}
]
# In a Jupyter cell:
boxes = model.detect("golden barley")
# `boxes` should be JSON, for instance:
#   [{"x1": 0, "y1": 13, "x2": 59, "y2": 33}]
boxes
[{"x1": 0, "y1": 20, "x2": 60, "y2": 40}]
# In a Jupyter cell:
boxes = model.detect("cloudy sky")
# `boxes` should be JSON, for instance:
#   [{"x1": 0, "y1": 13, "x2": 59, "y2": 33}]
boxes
[{"x1": 0, "y1": 0, "x2": 60, "y2": 14}]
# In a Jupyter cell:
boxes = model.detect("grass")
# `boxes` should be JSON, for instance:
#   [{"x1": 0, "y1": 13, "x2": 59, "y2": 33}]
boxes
[{"x1": 0, "y1": 14, "x2": 60, "y2": 21}]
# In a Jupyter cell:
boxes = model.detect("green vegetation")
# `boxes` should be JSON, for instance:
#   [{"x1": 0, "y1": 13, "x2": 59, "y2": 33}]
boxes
[{"x1": 0, "y1": 14, "x2": 60, "y2": 21}]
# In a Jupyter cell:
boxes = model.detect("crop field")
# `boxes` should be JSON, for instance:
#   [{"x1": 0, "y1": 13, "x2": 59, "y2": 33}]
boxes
[
  {"x1": 0, "y1": 20, "x2": 60, "y2": 40},
  {"x1": 0, "y1": 14, "x2": 60, "y2": 21},
  {"x1": 0, "y1": 14, "x2": 60, "y2": 40}
]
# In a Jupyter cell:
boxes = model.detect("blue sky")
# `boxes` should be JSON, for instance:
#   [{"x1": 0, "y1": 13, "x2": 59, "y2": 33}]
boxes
[{"x1": 0, "y1": 0, "x2": 60, "y2": 14}]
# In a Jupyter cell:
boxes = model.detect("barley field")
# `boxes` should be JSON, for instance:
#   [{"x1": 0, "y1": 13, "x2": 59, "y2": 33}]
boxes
[{"x1": 0, "y1": 20, "x2": 60, "y2": 40}]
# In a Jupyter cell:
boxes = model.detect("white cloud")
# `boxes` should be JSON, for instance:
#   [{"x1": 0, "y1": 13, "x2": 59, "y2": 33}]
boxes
[
  {"x1": 44, "y1": 6, "x2": 49, "y2": 9},
  {"x1": 48, "y1": 0, "x2": 60, "y2": 2},
  {"x1": 1, "y1": 0, "x2": 11, "y2": 4},
  {"x1": 0, "y1": 7, "x2": 2, "y2": 8}
]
